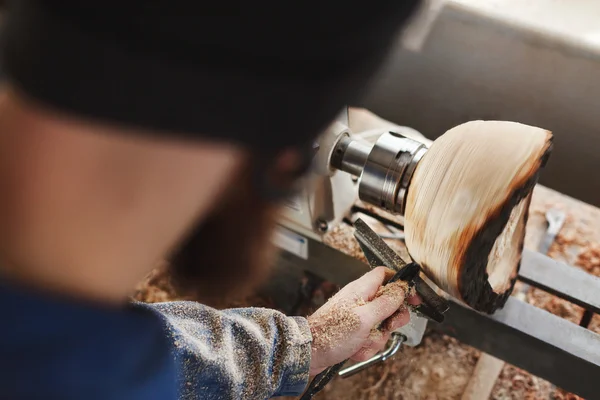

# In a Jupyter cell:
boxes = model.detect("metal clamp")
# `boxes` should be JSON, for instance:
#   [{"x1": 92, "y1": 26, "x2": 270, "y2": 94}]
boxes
[
  {"x1": 330, "y1": 132, "x2": 428, "y2": 215},
  {"x1": 338, "y1": 332, "x2": 407, "y2": 378}
]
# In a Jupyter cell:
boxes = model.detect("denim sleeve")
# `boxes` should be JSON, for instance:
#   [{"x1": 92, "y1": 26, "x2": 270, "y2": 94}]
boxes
[{"x1": 135, "y1": 301, "x2": 312, "y2": 400}]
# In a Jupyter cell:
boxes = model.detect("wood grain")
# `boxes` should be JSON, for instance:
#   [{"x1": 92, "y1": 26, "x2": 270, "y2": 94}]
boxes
[{"x1": 404, "y1": 120, "x2": 553, "y2": 313}]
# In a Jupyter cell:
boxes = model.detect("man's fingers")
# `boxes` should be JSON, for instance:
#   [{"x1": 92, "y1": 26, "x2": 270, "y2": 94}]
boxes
[
  {"x1": 382, "y1": 307, "x2": 410, "y2": 332},
  {"x1": 350, "y1": 331, "x2": 392, "y2": 362},
  {"x1": 407, "y1": 293, "x2": 421, "y2": 306},
  {"x1": 351, "y1": 347, "x2": 379, "y2": 362},
  {"x1": 343, "y1": 267, "x2": 393, "y2": 300},
  {"x1": 353, "y1": 308, "x2": 410, "y2": 363},
  {"x1": 356, "y1": 287, "x2": 405, "y2": 328}
]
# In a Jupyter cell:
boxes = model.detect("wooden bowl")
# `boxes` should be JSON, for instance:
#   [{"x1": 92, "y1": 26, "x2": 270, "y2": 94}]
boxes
[{"x1": 404, "y1": 121, "x2": 553, "y2": 313}]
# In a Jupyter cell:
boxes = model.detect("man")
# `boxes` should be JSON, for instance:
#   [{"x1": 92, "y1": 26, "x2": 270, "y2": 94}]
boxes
[{"x1": 0, "y1": 0, "x2": 423, "y2": 399}]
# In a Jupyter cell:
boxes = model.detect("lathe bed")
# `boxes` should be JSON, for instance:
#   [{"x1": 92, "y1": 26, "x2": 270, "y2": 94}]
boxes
[{"x1": 276, "y1": 185, "x2": 600, "y2": 399}]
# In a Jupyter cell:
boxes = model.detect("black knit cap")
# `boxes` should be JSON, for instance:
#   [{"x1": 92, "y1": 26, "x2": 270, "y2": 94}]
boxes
[{"x1": 0, "y1": 0, "x2": 421, "y2": 151}]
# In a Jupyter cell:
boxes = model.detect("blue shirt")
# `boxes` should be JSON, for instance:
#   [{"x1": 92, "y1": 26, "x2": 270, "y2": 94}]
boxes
[{"x1": 0, "y1": 280, "x2": 311, "y2": 400}]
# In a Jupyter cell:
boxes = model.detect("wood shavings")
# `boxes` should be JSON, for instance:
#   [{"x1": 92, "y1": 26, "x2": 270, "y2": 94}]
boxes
[
  {"x1": 575, "y1": 243, "x2": 600, "y2": 277},
  {"x1": 308, "y1": 302, "x2": 361, "y2": 352},
  {"x1": 368, "y1": 327, "x2": 384, "y2": 342},
  {"x1": 552, "y1": 388, "x2": 585, "y2": 400},
  {"x1": 313, "y1": 334, "x2": 478, "y2": 400},
  {"x1": 589, "y1": 314, "x2": 600, "y2": 335},
  {"x1": 323, "y1": 224, "x2": 366, "y2": 263},
  {"x1": 361, "y1": 367, "x2": 390, "y2": 394},
  {"x1": 373, "y1": 280, "x2": 411, "y2": 302},
  {"x1": 526, "y1": 285, "x2": 584, "y2": 325},
  {"x1": 133, "y1": 264, "x2": 273, "y2": 310},
  {"x1": 132, "y1": 264, "x2": 183, "y2": 303},
  {"x1": 491, "y1": 365, "x2": 553, "y2": 400}
]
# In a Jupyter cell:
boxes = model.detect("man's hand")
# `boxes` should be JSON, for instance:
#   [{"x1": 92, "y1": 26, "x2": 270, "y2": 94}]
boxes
[{"x1": 307, "y1": 267, "x2": 420, "y2": 375}]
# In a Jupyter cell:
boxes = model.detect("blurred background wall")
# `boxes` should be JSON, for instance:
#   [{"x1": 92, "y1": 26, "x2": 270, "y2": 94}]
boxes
[{"x1": 359, "y1": 0, "x2": 600, "y2": 207}]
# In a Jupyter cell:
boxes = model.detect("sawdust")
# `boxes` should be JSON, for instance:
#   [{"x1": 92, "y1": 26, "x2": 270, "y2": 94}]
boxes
[
  {"x1": 315, "y1": 334, "x2": 478, "y2": 400},
  {"x1": 491, "y1": 365, "x2": 554, "y2": 400},
  {"x1": 132, "y1": 263, "x2": 182, "y2": 303},
  {"x1": 553, "y1": 389, "x2": 586, "y2": 400},
  {"x1": 575, "y1": 243, "x2": 600, "y2": 277},
  {"x1": 306, "y1": 279, "x2": 414, "y2": 353},
  {"x1": 368, "y1": 327, "x2": 384, "y2": 342},
  {"x1": 373, "y1": 279, "x2": 411, "y2": 301},
  {"x1": 590, "y1": 314, "x2": 600, "y2": 334},
  {"x1": 133, "y1": 266, "x2": 274, "y2": 309},
  {"x1": 308, "y1": 301, "x2": 361, "y2": 352},
  {"x1": 322, "y1": 214, "x2": 412, "y2": 265},
  {"x1": 527, "y1": 286, "x2": 585, "y2": 324},
  {"x1": 150, "y1": 301, "x2": 311, "y2": 400},
  {"x1": 355, "y1": 296, "x2": 367, "y2": 307},
  {"x1": 323, "y1": 224, "x2": 367, "y2": 262}
]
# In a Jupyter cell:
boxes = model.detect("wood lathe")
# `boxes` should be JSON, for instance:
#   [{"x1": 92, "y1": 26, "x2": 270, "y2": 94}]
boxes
[{"x1": 273, "y1": 107, "x2": 600, "y2": 399}]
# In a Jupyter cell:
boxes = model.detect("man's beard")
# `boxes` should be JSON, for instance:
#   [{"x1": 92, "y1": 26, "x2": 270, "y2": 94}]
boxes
[{"x1": 168, "y1": 160, "x2": 281, "y2": 306}]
